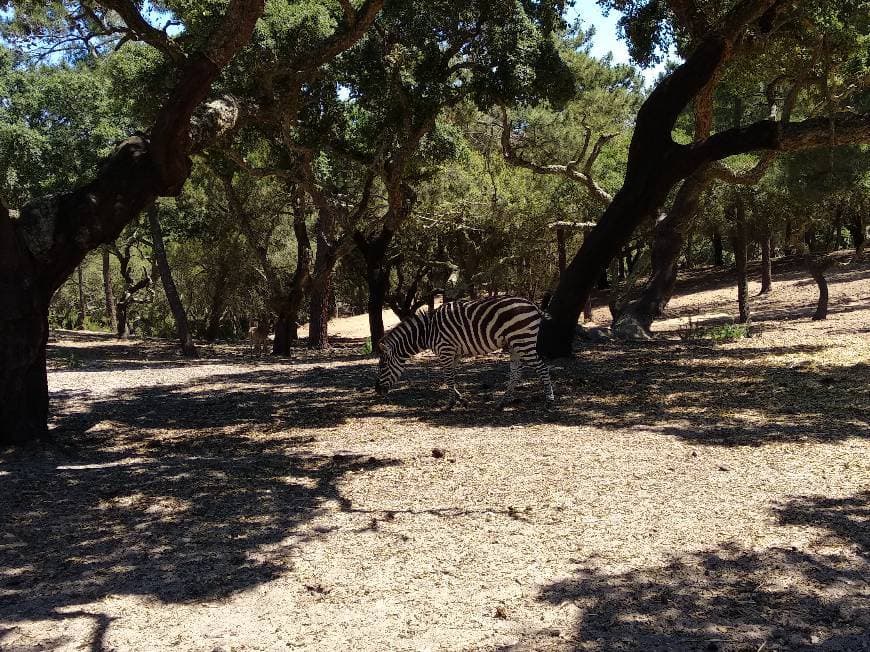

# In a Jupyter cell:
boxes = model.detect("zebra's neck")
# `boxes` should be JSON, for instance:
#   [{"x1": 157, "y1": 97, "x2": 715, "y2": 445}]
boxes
[{"x1": 393, "y1": 311, "x2": 431, "y2": 357}]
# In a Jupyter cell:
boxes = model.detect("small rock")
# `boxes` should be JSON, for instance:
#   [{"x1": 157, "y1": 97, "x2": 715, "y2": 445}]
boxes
[
  {"x1": 432, "y1": 447, "x2": 446, "y2": 459},
  {"x1": 494, "y1": 606, "x2": 508, "y2": 619}
]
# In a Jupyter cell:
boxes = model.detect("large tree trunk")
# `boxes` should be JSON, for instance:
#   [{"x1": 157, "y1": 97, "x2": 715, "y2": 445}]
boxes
[
  {"x1": 356, "y1": 183, "x2": 415, "y2": 344},
  {"x1": 75, "y1": 264, "x2": 86, "y2": 329},
  {"x1": 0, "y1": 0, "x2": 264, "y2": 444},
  {"x1": 356, "y1": 229, "x2": 393, "y2": 344},
  {"x1": 0, "y1": 202, "x2": 50, "y2": 443},
  {"x1": 730, "y1": 200, "x2": 750, "y2": 324},
  {"x1": 759, "y1": 231, "x2": 773, "y2": 294},
  {"x1": 147, "y1": 204, "x2": 197, "y2": 356},
  {"x1": 308, "y1": 274, "x2": 332, "y2": 349},
  {"x1": 616, "y1": 170, "x2": 710, "y2": 333},
  {"x1": 101, "y1": 246, "x2": 117, "y2": 332}
]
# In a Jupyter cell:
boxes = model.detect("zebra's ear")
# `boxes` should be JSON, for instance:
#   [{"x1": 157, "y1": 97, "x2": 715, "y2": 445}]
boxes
[{"x1": 377, "y1": 341, "x2": 385, "y2": 353}]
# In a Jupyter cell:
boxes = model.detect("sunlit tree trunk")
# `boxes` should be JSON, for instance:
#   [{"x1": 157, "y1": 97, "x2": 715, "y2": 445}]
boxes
[
  {"x1": 730, "y1": 200, "x2": 750, "y2": 324},
  {"x1": 147, "y1": 204, "x2": 196, "y2": 356}
]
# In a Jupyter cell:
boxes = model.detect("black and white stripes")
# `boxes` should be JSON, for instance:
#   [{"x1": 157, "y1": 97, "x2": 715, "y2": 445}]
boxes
[{"x1": 374, "y1": 297, "x2": 555, "y2": 409}]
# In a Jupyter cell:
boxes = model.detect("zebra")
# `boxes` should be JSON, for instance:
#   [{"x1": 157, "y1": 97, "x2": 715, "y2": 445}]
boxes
[{"x1": 374, "y1": 296, "x2": 555, "y2": 409}]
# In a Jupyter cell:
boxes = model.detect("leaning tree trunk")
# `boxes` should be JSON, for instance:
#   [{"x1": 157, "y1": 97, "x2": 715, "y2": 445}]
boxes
[
  {"x1": 101, "y1": 246, "x2": 117, "y2": 333},
  {"x1": 759, "y1": 231, "x2": 773, "y2": 294},
  {"x1": 147, "y1": 204, "x2": 196, "y2": 356},
  {"x1": 730, "y1": 201, "x2": 750, "y2": 324},
  {"x1": 75, "y1": 264, "x2": 86, "y2": 329},
  {"x1": 615, "y1": 169, "x2": 710, "y2": 333}
]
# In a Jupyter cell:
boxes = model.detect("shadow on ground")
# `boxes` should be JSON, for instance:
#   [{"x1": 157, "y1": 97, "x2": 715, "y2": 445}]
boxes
[
  {"x1": 512, "y1": 491, "x2": 870, "y2": 652},
  {"x1": 0, "y1": 430, "x2": 398, "y2": 649},
  {"x1": 47, "y1": 332, "x2": 868, "y2": 447}
]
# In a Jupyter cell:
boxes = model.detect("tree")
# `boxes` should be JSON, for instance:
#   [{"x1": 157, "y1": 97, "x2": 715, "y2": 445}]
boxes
[
  {"x1": 0, "y1": 0, "x2": 265, "y2": 444},
  {"x1": 538, "y1": 0, "x2": 870, "y2": 356}
]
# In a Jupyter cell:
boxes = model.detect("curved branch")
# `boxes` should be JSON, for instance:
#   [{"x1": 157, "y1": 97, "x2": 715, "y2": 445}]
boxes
[{"x1": 499, "y1": 106, "x2": 613, "y2": 205}]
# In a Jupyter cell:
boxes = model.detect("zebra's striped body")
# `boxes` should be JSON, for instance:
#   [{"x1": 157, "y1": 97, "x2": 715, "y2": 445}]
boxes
[{"x1": 375, "y1": 297, "x2": 554, "y2": 408}]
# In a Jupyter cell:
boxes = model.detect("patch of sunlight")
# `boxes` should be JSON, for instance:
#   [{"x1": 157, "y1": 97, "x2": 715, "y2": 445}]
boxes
[{"x1": 57, "y1": 457, "x2": 149, "y2": 471}]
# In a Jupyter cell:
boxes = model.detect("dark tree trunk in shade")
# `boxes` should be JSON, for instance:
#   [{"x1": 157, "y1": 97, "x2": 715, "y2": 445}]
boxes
[
  {"x1": 615, "y1": 170, "x2": 709, "y2": 332},
  {"x1": 759, "y1": 233, "x2": 773, "y2": 294},
  {"x1": 308, "y1": 274, "x2": 332, "y2": 349},
  {"x1": 75, "y1": 264, "x2": 86, "y2": 329},
  {"x1": 147, "y1": 204, "x2": 197, "y2": 356},
  {"x1": 807, "y1": 255, "x2": 832, "y2": 320},
  {"x1": 0, "y1": 201, "x2": 50, "y2": 443},
  {"x1": 730, "y1": 201, "x2": 750, "y2": 324},
  {"x1": 102, "y1": 246, "x2": 117, "y2": 332},
  {"x1": 847, "y1": 215, "x2": 865, "y2": 256},
  {"x1": 712, "y1": 230, "x2": 725, "y2": 266}
]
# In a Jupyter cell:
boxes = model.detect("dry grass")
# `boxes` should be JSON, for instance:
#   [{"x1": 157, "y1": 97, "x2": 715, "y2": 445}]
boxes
[{"x1": 1, "y1": 258, "x2": 868, "y2": 651}]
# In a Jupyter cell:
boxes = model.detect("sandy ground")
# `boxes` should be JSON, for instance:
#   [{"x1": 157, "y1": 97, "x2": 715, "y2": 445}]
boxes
[{"x1": 2, "y1": 257, "x2": 868, "y2": 651}]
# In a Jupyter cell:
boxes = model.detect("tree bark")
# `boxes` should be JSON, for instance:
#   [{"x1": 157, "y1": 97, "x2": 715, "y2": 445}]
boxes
[
  {"x1": 0, "y1": 201, "x2": 50, "y2": 442},
  {"x1": 355, "y1": 183, "x2": 416, "y2": 344},
  {"x1": 0, "y1": 0, "x2": 265, "y2": 443},
  {"x1": 759, "y1": 231, "x2": 773, "y2": 294},
  {"x1": 101, "y1": 246, "x2": 117, "y2": 332},
  {"x1": 75, "y1": 264, "x2": 86, "y2": 329},
  {"x1": 308, "y1": 273, "x2": 332, "y2": 349},
  {"x1": 807, "y1": 255, "x2": 831, "y2": 320},
  {"x1": 616, "y1": 170, "x2": 710, "y2": 333},
  {"x1": 147, "y1": 204, "x2": 196, "y2": 356},
  {"x1": 730, "y1": 200, "x2": 750, "y2": 324},
  {"x1": 847, "y1": 215, "x2": 865, "y2": 257}
]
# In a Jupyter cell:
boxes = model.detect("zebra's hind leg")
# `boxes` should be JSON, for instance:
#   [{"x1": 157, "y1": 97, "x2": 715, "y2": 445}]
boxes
[
  {"x1": 524, "y1": 352, "x2": 555, "y2": 409},
  {"x1": 496, "y1": 350, "x2": 523, "y2": 410}
]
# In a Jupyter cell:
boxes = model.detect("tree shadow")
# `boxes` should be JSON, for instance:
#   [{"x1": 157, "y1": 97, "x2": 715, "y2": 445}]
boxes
[
  {"x1": 0, "y1": 429, "x2": 399, "y2": 645},
  {"x1": 47, "y1": 334, "x2": 868, "y2": 447},
  {"x1": 526, "y1": 491, "x2": 870, "y2": 651}
]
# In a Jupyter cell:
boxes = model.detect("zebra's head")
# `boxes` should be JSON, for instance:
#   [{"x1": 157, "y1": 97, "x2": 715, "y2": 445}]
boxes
[
  {"x1": 374, "y1": 312, "x2": 430, "y2": 395},
  {"x1": 375, "y1": 339, "x2": 404, "y2": 395}
]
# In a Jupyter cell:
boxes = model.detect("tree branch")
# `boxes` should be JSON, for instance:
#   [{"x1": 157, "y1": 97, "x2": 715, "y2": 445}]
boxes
[{"x1": 499, "y1": 106, "x2": 613, "y2": 205}]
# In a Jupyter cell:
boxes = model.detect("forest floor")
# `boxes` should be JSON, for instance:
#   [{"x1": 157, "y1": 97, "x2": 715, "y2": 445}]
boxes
[{"x1": 2, "y1": 255, "x2": 869, "y2": 651}]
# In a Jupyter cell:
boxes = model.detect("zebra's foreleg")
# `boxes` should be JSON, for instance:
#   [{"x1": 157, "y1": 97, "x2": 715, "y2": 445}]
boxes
[
  {"x1": 437, "y1": 349, "x2": 463, "y2": 409},
  {"x1": 497, "y1": 350, "x2": 523, "y2": 410}
]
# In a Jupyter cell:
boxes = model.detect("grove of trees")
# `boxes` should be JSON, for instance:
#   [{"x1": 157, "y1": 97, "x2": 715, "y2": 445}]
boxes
[{"x1": 1, "y1": 0, "x2": 868, "y2": 443}]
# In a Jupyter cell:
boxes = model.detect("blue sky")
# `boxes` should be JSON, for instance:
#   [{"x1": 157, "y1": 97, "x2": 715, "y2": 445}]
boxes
[{"x1": 569, "y1": 1, "x2": 673, "y2": 86}]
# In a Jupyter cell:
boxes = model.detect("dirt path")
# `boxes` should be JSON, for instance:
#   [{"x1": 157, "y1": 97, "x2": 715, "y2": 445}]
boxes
[{"x1": 2, "y1": 260, "x2": 868, "y2": 651}]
